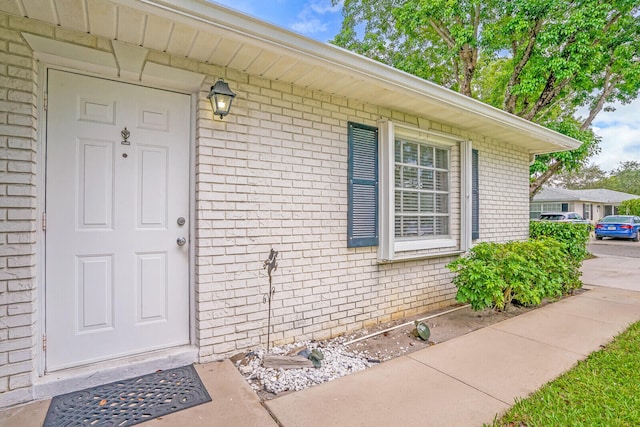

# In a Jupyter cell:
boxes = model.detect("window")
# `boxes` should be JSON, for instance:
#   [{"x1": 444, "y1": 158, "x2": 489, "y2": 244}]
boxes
[
  {"x1": 530, "y1": 203, "x2": 543, "y2": 220},
  {"x1": 530, "y1": 202, "x2": 563, "y2": 219},
  {"x1": 348, "y1": 121, "x2": 476, "y2": 260},
  {"x1": 379, "y1": 121, "x2": 471, "y2": 260},
  {"x1": 394, "y1": 138, "x2": 450, "y2": 239}
]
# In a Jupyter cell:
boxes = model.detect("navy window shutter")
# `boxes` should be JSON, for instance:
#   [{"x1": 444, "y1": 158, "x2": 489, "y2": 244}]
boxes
[
  {"x1": 471, "y1": 149, "x2": 479, "y2": 240},
  {"x1": 348, "y1": 122, "x2": 379, "y2": 247}
]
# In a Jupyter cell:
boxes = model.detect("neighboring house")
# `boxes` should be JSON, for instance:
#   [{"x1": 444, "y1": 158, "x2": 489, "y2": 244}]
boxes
[
  {"x1": 0, "y1": 0, "x2": 581, "y2": 408},
  {"x1": 531, "y1": 188, "x2": 640, "y2": 223}
]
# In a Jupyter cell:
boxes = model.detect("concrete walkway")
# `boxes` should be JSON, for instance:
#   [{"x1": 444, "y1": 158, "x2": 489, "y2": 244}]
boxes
[
  {"x1": 2, "y1": 257, "x2": 639, "y2": 427},
  {"x1": 265, "y1": 285, "x2": 640, "y2": 426},
  {"x1": 0, "y1": 359, "x2": 278, "y2": 427},
  {"x1": 581, "y1": 252, "x2": 640, "y2": 291}
]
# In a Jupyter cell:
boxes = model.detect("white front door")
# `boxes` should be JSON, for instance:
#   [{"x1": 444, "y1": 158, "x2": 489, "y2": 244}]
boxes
[{"x1": 45, "y1": 70, "x2": 191, "y2": 371}]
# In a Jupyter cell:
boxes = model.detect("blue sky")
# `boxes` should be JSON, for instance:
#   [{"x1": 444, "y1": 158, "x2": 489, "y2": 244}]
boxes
[
  {"x1": 210, "y1": 0, "x2": 343, "y2": 42},
  {"x1": 210, "y1": 0, "x2": 639, "y2": 174}
]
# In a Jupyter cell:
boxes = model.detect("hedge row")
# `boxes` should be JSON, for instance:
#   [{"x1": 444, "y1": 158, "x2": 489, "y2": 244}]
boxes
[{"x1": 447, "y1": 222, "x2": 590, "y2": 311}]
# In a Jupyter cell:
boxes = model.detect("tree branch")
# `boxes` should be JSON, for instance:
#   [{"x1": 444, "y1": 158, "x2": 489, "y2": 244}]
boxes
[
  {"x1": 523, "y1": 73, "x2": 573, "y2": 121},
  {"x1": 428, "y1": 18, "x2": 456, "y2": 48},
  {"x1": 504, "y1": 19, "x2": 544, "y2": 114},
  {"x1": 581, "y1": 67, "x2": 620, "y2": 131},
  {"x1": 530, "y1": 160, "x2": 564, "y2": 197}
]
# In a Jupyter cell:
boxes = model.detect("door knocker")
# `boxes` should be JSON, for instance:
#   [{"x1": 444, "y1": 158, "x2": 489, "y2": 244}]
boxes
[{"x1": 121, "y1": 127, "x2": 131, "y2": 145}]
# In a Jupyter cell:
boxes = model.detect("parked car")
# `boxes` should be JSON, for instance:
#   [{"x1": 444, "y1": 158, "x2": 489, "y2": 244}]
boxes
[
  {"x1": 537, "y1": 212, "x2": 590, "y2": 224},
  {"x1": 595, "y1": 215, "x2": 640, "y2": 241}
]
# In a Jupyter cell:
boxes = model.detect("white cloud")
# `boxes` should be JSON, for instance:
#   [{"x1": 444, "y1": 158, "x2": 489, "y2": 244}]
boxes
[
  {"x1": 593, "y1": 98, "x2": 640, "y2": 128},
  {"x1": 590, "y1": 98, "x2": 640, "y2": 172},
  {"x1": 291, "y1": 18, "x2": 328, "y2": 34},
  {"x1": 291, "y1": 0, "x2": 341, "y2": 35},
  {"x1": 592, "y1": 124, "x2": 640, "y2": 172},
  {"x1": 310, "y1": 0, "x2": 343, "y2": 14}
]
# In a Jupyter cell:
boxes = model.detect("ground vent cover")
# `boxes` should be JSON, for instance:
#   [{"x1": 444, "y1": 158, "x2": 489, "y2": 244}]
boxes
[{"x1": 43, "y1": 365, "x2": 211, "y2": 426}]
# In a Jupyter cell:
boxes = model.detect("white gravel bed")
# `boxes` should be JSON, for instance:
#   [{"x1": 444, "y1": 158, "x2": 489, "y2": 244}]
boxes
[{"x1": 235, "y1": 337, "x2": 375, "y2": 395}]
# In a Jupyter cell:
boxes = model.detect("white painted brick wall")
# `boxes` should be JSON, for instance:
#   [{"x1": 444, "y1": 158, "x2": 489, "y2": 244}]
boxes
[
  {"x1": 0, "y1": 14, "x2": 38, "y2": 402},
  {"x1": 194, "y1": 69, "x2": 530, "y2": 361},
  {"x1": 0, "y1": 13, "x2": 533, "y2": 402}
]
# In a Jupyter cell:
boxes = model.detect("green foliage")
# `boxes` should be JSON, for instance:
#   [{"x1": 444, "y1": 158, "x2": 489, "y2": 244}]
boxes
[
  {"x1": 548, "y1": 163, "x2": 608, "y2": 189},
  {"x1": 529, "y1": 221, "x2": 591, "y2": 266},
  {"x1": 619, "y1": 198, "x2": 640, "y2": 216},
  {"x1": 491, "y1": 321, "x2": 640, "y2": 427},
  {"x1": 600, "y1": 161, "x2": 640, "y2": 196},
  {"x1": 552, "y1": 161, "x2": 640, "y2": 195},
  {"x1": 529, "y1": 120, "x2": 601, "y2": 180},
  {"x1": 447, "y1": 238, "x2": 581, "y2": 312},
  {"x1": 332, "y1": 0, "x2": 640, "y2": 191}
]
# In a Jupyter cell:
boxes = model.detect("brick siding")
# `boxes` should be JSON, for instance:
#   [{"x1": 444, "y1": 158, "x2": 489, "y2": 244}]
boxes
[
  {"x1": 0, "y1": 13, "x2": 531, "y2": 404},
  {"x1": 194, "y1": 73, "x2": 530, "y2": 361},
  {"x1": 0, "y1": 14, "x2": 38, "y2": 407}
]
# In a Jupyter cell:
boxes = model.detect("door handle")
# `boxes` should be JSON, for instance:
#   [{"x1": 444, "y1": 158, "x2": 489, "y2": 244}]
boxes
[{"x1": 177, "y1": 237, "x2": 187, "y2": 246}]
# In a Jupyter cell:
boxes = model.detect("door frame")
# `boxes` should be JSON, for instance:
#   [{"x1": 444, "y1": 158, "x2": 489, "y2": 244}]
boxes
[{"x1": 36, "y1": 63, "x2": 198, "y2": 376}]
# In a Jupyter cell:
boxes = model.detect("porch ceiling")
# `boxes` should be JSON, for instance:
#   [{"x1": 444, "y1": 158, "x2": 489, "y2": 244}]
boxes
[{"x1": 2, "y1": 0, "x2": 582, "y2": 154}]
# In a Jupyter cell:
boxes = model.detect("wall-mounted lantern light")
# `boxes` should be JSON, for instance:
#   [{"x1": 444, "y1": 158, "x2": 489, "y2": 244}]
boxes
[{"x1": 207, "y1": 78, "x2": 236, "y2": 119}]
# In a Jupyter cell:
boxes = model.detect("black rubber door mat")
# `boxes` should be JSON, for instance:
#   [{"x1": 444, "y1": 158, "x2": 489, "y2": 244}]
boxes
[{"x1": 43, "y1": 365, "x2": 211, "y2": 426}]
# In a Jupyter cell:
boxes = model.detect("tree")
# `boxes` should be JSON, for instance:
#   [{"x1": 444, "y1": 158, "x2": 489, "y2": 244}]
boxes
[
  {"x1": 619, "y1": 198, "x2": 640, "y2": 215},
  {"x1": 600, "y1": 161, "x2": 640, "y2": 195},
  {"x1": 549, "y1": 164, "x2": 608, "y2": 189},
  {"x1": 332, "y1": 0, "x2": 640, "y2": 196},
  {"x1": 552, "y1": 161, "x2": 640, "y2": 195}
]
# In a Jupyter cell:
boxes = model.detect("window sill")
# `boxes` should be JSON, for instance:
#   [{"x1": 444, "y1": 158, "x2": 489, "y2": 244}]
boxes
[
  {"x1": 394, "y1": 238, "x2": 457, "y2": 252},
  {"x1": 377, "y1": 250, "x2": 464, "y2": 264}
]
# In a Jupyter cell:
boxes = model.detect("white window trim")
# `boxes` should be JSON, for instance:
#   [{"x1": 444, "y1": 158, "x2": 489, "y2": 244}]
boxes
[
  {"x1": 378, "y1": 120, "x2": 472, "y2": 261},
  {"x1": 460, "y1": 139, "x2": 472, "y2": 252}
]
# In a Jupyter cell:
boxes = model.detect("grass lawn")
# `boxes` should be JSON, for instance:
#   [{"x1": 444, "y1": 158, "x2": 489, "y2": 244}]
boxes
[{"x1": 490, "y1": 320, "x2": 640, "y2": 427}]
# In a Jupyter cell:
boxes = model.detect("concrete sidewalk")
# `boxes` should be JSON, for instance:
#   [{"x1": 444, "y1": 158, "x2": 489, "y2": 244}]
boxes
[
  {"x1": 265, "y1": 285, "x2": 640, "y2": 426},
  {"x1": 2, "y1": 257, "x2": 640, "y2": 427},
  {"x1": 581, "y1": 252, "x2": 640, "y2": 290}
]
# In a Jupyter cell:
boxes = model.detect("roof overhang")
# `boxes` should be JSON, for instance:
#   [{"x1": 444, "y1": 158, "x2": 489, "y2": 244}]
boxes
[{"x1": 1, "y1": 0, "x2": 582, "y2": 154}]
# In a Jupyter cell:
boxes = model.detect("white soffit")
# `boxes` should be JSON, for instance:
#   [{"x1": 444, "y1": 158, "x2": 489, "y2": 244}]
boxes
[
  {"x1": 3, "y1": 0, "x2": 583, "y2": 154},
  {"x1": 20, "y1": 33, "x2": 204, "y2": 92},
  {"x1": 132, "y1": 0, "x2": 582, "y2": 154}
]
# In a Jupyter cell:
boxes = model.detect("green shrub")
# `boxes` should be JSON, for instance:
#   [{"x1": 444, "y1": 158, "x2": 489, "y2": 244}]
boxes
[
  {"x1": 447, "y1": 238, "x2": 581, "y2": 312},
  {"x1": 619, "y1": 198, "x2": 640, "y2": 216},
  {"x1": 529, "y1": 221, "x2": 591, "y2": 266}
]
